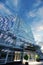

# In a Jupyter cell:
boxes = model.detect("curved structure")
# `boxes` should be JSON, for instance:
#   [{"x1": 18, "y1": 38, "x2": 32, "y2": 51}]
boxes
[{"x1": 0, "y1": 15, "x2": 36, "y2": 64}]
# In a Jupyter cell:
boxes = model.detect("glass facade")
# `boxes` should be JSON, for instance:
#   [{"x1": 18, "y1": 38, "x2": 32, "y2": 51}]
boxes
[
  {"x1": 14, "y1": 51, "x2": 21, "y2": 61},
  {"x1": 0, "y1": 15, "x2": 35, "y2": 44},
  {"x1": 0, "y1": 15, "x2": 36, "y2": 64}
]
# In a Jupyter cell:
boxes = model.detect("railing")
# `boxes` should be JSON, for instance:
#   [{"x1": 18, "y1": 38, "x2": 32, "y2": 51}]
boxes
[{"x1": 0, "y1": 59, "x2": 6, "y2": 64}]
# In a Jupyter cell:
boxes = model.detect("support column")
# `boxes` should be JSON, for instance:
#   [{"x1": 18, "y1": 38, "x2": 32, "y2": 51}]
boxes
[
  {"x1": 5, "y1": 51, "x2": 9, "y2": 64},
  {"x1": 21, "y1": 51, "x2": 24, "y2": 63}
]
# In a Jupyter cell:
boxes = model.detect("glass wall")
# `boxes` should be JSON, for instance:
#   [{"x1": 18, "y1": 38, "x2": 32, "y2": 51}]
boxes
[
  {"x1": 14, "y1": 51, "x2": 21, "y2": 61},
  {"x1": 7, "y1": 52, "x2": 15, "y2": 62},
  {"x1": 0, "y1": 51, "x2": 7, "y2": 64}
]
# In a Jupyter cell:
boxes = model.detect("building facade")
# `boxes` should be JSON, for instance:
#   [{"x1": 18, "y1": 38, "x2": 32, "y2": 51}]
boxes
[{"x1": 0, "y1": 15, "x2": 40, "y2": 64}]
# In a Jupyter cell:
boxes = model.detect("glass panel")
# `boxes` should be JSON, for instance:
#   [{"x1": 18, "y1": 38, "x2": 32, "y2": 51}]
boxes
[
  {"x1": 14, "y1": 51, "x2": 21, "y2": 61},
  {"x1": 0, "y1": 51, "x2": 6, "y2": 59},
  {"x1": 0, "y1": 51, "x2": 7, "y2": 63},
  {"x1": 7, "y1": 52, "x2": 15, "y2": 62}
]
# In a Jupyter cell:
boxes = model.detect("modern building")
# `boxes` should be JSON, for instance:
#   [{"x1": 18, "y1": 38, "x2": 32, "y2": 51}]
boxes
[{"x1": 0, "y1": 15, "x2": 40, "y2": 64}]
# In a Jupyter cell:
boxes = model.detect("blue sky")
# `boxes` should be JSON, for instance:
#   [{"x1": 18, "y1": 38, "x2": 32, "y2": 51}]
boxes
[{"x1": 0, "y1": 0, "x2": 43, "y2": 46}]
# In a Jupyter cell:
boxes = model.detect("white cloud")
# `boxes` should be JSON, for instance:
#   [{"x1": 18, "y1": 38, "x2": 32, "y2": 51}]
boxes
[
  {"x1": 27, "y1": 7, "x2": 43, "y2": 18},
  {"x1": 13, "y1": 0, "x2": 20, "y2": 8},
  {"x1": 41, "y1": 46, "x2": 43, "y2": 50},
  {"x1": 27, "y1": 6, "x2": 43, "y2": 42},
  {"x1": 5, "y1": 9, "x2": 12, "y2": 15},
  {"x1": 32, "y1": 21, "x2": 43, "y2": 41},
  {"x1": 6, "y1": 0, "x2": 20, "y2": 11},
  {"x1": 6, "y1": 0, "x2": 20, "y2": 9},
  {"x1": 34, "y1": 34, "x2": 41, "y2": 41},
  {"x1": 27, "y1": 11, "x2": 36, "y2": 18},
  {"x1": 0, "y1": 4, "x2": 4, "y2": 9},
  {"x1": 27, "y1": 0, "x2": 43, "y2": 18},
  {"x1": 0, "y1": 3, "x2": 12, "y2": 15},
  {"x1": 36, "y1": 26, "x2": 43, "y2": 31},
  {"x1": 14, "y1": 0, "x2": 18, "y2": 7},
  {"x1": 33, "y1": 0, "x2": 42, "y2": 7},
  {"x1": 37, "y1": 7, "x2": 43, "y2": 18}
]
